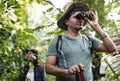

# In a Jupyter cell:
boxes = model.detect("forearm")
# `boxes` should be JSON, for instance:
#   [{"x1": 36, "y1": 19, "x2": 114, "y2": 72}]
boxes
[
  {"x1": 45, "y1": 64, "x2": 69, "y2": 76},
  {"x1": 92, "y1": 24, "x2": 116, "y2": 52},
  {"x1": 102, "y1": 35, "x2": 116, "y2": 53}
]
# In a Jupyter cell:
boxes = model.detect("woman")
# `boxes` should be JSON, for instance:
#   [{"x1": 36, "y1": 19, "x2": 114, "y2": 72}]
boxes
[{"x1": 20, "y1": 49, "x2": 44, "y2": 81}]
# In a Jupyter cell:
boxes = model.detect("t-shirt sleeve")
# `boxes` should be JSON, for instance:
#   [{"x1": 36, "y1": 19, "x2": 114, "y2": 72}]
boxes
[
  {"x1": 89, "y1": 36, "x2": 101, "y2": 50},
  {"x1": 47, "y1": 36, "x2": 58, "y2": 56}
]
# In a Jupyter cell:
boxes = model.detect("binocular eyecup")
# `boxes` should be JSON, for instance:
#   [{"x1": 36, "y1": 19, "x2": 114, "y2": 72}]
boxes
[{"x1": 74, "y1": 11, "x2": 94, "y2": 20}]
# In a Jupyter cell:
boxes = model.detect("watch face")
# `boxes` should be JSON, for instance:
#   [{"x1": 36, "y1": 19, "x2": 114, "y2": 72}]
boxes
[{"x1": 101, "y1": 33, "x2": 108, "y2": 40}]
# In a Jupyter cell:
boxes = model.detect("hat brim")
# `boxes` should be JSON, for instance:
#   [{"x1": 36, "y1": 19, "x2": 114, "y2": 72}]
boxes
[
  {"x1": 26, "y1": 49, "x2": 38, "y2": 55},
  {"x1": 57, "y1": 2, "x2": 89, "y2": 30}
]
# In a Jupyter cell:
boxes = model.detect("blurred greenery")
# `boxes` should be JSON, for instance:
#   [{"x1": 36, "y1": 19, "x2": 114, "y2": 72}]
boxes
[{"x1": 0, "y1": 0, "x2": 120, "y2": 81}]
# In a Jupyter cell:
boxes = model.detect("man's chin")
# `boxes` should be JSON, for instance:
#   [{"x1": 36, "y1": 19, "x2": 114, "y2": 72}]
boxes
[{"x1": 75, "y1": 27, "x2": 83, "y2": 30}]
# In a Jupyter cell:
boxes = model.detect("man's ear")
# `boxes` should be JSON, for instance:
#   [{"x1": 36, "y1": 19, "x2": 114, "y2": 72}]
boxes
[{"x1": 65, "y1": 20, "x2": 68, "y2": 25}]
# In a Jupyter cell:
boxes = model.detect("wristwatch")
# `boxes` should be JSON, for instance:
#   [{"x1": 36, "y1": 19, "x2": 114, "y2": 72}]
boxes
[{"x1": 101, "y1": 32, "x2": 108, "y2": 40}]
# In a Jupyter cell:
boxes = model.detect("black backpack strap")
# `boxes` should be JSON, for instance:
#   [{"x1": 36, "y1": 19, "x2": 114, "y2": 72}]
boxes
[
  {"x1": 56, "y1": 35, "x2": 67, "y2": 68},
  {"x1": 83, "y1": 35, "x2": 93, "y2": 54},
  {"x1": 56, "y1": 35, "x2": 63, "y2": 57},
  {"x1": 86, "y1": 36, "x2": 93, "y2": 54}
]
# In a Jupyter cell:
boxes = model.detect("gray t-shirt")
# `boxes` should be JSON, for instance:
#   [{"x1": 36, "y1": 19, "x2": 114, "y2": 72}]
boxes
[{"x1": 47, "y1": 34, "x2": 100, "y2": 81}]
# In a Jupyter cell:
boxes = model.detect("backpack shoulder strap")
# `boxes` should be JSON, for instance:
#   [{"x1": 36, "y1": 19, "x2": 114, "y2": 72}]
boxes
[
  {"x1": 86, "y1": 35, "x2": 93, "y2": 54},
  {"x1": 56, "y1": 35, "x2": 63, "y2": 57},
  {"x1": 82, "y1": 35, "x2": 93, "y2": 54},
  {"x1": 56, "y1": 35, "x2": 67, "y2": 68},
  {"x1": 39, "y1": 65, "x2": 43, "y2": 72},
  {"x1": 38, "y1": 65, "x2": 45, "y2": 81}
]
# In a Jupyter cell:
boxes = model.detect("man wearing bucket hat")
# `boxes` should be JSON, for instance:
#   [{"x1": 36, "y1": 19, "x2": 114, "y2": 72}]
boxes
[{"x1": 45, "y1": 2, "x2": 116, "y2": 81}]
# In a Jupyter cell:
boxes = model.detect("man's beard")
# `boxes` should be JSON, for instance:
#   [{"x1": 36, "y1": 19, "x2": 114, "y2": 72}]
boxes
[{"x1": 69, "y1": 26, "x2": 83, "y2": 33}]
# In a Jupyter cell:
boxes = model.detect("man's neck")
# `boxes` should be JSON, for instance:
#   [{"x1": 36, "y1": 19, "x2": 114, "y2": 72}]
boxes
[{"x1": 67, "y1": 31, "x2": 80, "y2": 38}]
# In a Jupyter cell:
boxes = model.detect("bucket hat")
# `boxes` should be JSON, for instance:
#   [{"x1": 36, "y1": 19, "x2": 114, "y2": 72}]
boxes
[
  {"x1": 26, "y1": 49, "x2": 38, "y2": 55},
  {"x1": 57, "y1": 2, "x2": 89, "y2": 30}
]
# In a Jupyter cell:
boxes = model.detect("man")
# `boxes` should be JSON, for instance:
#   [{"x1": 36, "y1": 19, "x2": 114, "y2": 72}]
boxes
[{"x1": 45, "y1": 2, "x2": 116, "y2": 81}]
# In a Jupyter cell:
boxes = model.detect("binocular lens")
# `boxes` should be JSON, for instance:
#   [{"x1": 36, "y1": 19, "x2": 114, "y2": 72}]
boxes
[{"x1": 75, "y1": 12, "x2": 94, "y2": 20}]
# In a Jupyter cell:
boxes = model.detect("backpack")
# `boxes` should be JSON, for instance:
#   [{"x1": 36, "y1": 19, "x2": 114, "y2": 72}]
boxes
[{"x1": 56, "y1": 35, "x2": 93, "y2": 68}]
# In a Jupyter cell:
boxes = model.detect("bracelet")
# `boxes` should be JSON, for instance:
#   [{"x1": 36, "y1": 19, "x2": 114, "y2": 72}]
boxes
[{"x1": 101, "y1": 33, "x2": 108, "y2": 40}]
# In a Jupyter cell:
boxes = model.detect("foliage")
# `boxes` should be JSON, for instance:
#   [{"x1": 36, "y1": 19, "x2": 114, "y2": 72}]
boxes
[
  {"x1": 0, "y1": 0, "x2": 36, "y2": 80},
  {"x1": 0, "y1": 0, "x2": 120, "y2": 81}
]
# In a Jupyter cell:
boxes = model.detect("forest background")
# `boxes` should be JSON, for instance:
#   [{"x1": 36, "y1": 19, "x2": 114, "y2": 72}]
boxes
[{"x1": 0, "y1": 0, "x2": 120, "y2": 81}]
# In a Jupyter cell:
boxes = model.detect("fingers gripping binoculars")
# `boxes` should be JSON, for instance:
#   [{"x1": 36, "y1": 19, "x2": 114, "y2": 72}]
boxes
[{"x1": 74, "y1": 11, "x2": 94, "y2": 20}]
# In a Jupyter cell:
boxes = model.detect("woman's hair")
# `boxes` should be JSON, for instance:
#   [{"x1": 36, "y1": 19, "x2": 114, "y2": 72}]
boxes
[{"x1": 33, "y1": 54, "x2": 38, "y2": 65}]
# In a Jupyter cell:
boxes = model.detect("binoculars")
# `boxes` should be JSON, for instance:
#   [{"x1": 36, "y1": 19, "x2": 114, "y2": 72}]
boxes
[{"x1": 74, "y1": 11, "x2": 94, "y2": 20}]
